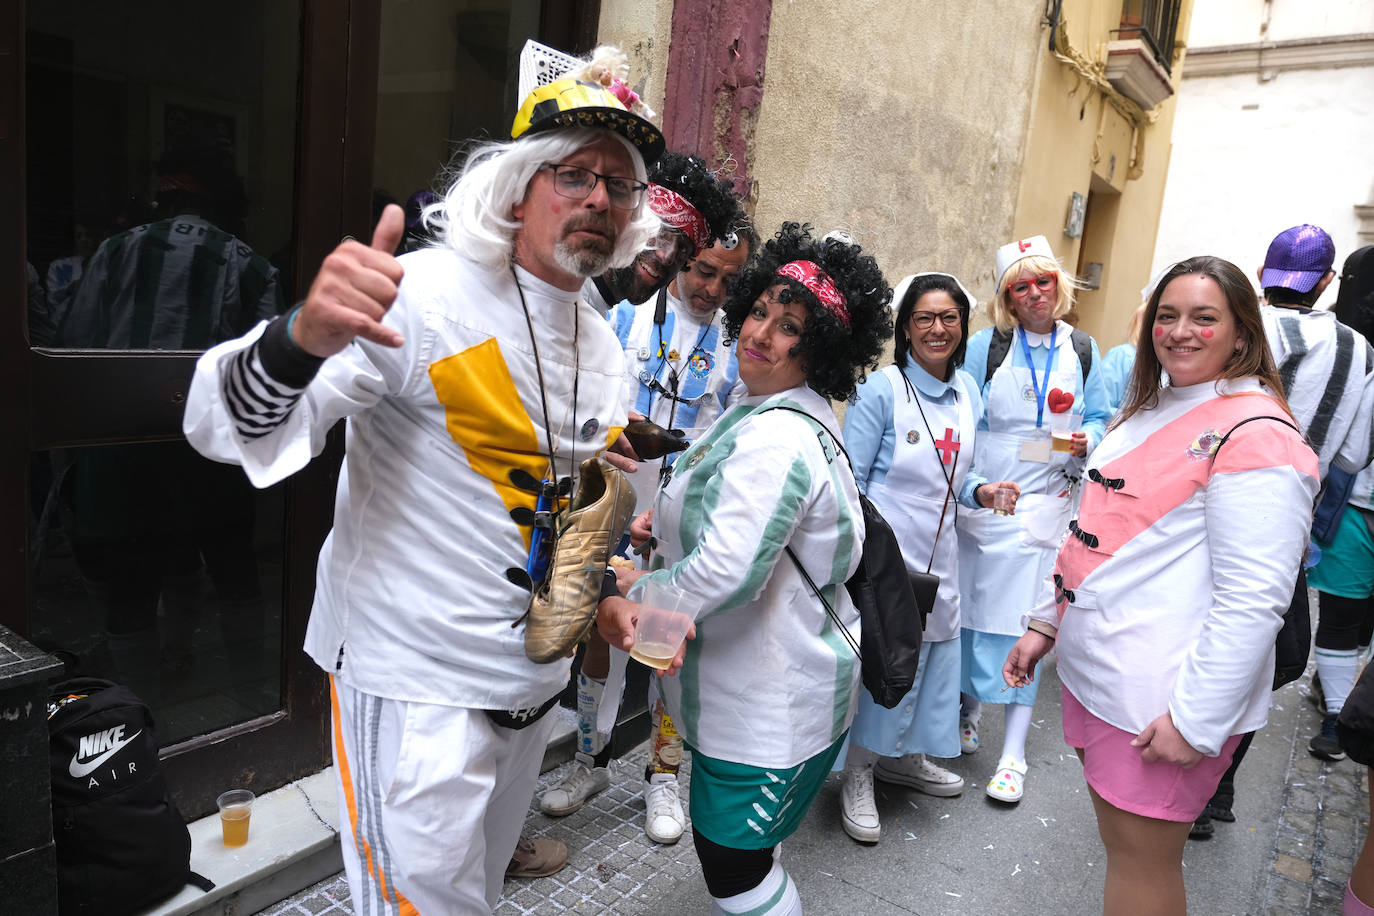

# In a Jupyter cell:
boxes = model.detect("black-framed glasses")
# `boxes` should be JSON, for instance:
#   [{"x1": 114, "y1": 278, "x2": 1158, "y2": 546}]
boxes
[
  {"x1": 1008, "y1": 273, "x2": 1057, "y2": 299},
  {"x1": 539, "y1": 164, "x2": 648, "y2": 210},
  {"x1": 909, "y1": 310, "x2": 963, "y2": 330}
]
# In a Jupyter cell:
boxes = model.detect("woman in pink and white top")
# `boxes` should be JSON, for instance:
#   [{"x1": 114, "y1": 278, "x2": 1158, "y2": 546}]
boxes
[{"x1": 1004, "y1": 255, "x2": 1319, "y2": 915}]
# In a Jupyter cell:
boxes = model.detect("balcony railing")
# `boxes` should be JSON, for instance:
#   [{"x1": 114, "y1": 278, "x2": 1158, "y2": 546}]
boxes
[{"x1": 1115, "y1": 0, "x2": 1183, "y2": 73}]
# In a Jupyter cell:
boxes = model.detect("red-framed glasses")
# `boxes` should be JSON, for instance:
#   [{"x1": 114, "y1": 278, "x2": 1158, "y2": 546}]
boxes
[{"x1": 1008, "y1": 274, "x2": 1057, "y2": 299}]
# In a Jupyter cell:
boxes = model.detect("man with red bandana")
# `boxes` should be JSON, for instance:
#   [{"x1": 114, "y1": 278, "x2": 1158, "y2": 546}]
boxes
[
  {"x1": 581, "y1": 151, "x2": 741, "y2": 313},
  {"x1": 542, "y1": 152, "x2": 744, "y2": 845}
]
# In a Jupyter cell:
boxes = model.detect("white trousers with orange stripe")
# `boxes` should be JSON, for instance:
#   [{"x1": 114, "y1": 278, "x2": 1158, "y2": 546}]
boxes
[{"x1": 330, "y1": 677, "x2": 555, "y2": 914}]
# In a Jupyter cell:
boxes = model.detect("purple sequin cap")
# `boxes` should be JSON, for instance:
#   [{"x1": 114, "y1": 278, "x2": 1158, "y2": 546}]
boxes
[{"x1": 1261, "y1": 224, "x2": 1336, "y2": 293}]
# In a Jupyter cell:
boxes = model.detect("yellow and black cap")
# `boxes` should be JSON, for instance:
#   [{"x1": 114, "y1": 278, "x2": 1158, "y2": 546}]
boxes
[{"x1": 512, "y1": 78, "x2": 665, "y2": 165}]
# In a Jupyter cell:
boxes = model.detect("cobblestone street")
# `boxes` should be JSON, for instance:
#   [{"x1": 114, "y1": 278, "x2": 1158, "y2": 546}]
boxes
[{"x1": 262, "y1": 661, "x2": 1369, "y2": 915}]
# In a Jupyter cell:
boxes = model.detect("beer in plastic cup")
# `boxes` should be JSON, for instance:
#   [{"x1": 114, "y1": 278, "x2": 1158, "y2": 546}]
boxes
[
  {"x1": 993, "y1": 487, "x2": 1016, "y2": 516},
  {"x1": 1051, "y1": 414, "x2": 1081, "y2": 453},
  {"x1": 630, "y1": 581, "x2": 706, "y2": 669},
  {"x1": 217, "y1": 789, "x2": 255, "y2": 847}
]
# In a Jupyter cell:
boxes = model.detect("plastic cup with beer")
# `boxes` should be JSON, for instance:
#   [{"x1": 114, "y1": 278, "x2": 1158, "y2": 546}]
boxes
[
  {"x1": 992, "y1": 486, "x2": 1017, "y2": 516},
  {"x1": 217, "y1": 789, "x2": 255, "y2": 847},
  {"x1": 630, "y1": 580, "x2": 706, "y2": 670},
  {"x1": 1050, "y1": 413, "x2": 1082, "y2": 454}
]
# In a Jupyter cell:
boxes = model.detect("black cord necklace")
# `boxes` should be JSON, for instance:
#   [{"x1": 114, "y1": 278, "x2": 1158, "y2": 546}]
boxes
[{"x1": 511, "y1": 266, "x2": 580, "y2": 485}]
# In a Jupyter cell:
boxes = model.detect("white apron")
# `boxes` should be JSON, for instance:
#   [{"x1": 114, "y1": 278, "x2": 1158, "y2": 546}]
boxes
[
  {"x1": 865, "y1": 365, "x2": 974, "y2": 643},
  {"x1": 957, "y1": 325, "x2": 1083, "y2": 636}
]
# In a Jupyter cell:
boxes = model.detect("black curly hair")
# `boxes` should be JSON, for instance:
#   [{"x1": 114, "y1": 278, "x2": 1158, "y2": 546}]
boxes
[
  {"x1": 892, "y1": 273, "x2": 971, "y2": 381},
  {"x1": 722, "y1": 222, "x2": 892, "y2": 401},
  {"x1": 648, "y1": 152, "x2": 740, "y2": 249}
]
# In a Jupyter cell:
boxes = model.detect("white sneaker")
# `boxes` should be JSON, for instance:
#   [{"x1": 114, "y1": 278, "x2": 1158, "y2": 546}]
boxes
[
  {"x1": 874, "y1": 753, "x2": 965, "y2": 797},
  {"x1": 959, "y1": 716, "x2": 979, "y2": 755},
  {"x1": 644, "y1": 773, "x2": 686, "y2": 844},
  {"x1": 840, "y1": 765, "x2": 881, "y2": 843},
  {"x1": 539, "y1": 752, "x2": 610, "y2": 816}
]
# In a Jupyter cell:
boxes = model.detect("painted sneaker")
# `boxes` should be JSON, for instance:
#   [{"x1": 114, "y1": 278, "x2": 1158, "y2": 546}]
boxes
[
  {"x1": 960, "y1": 716, "x2": 979, "y2": 755},
  {"x1": 841, "y1": 764, "x2": 881, "y2": 843},
  {"x1": 644, "y1": 773, "x2": 686, "y2": 844},
  {"x1": 524, "y1": 456, "x2": 637, "y2": 663},
  {"x1": 874, "y1": 753, "x2": 965, "y2": 797},
  {"x1": 539, "y1": 751, "x2": 611, "y2": 816},
  {"x1": 986, "y1": 755, "x2": 1028, "y2": 803}
]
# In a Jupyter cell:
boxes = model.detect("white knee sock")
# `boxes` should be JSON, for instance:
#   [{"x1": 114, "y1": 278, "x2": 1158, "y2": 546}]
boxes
[
  {"x1": 1001, "y1": 702, "x2": 1033, "y2": 762},
  {"x1": 1316, "y1": 647, "x2": 1360, "y2": 715},
  {"x1": 961, "y1": 693, "x2": 981, "y2": 721},
  {"x1": 576, "y1": 672, "x2": 607, "y2": 756},
  {"x1": 710, "y1": 861, "x2": 802, "y2": 915}
]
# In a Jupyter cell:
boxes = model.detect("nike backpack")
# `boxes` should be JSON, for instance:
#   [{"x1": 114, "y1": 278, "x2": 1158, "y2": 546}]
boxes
[{"x1": 48, "y1": 677, "x2": 211, "y2": 916}]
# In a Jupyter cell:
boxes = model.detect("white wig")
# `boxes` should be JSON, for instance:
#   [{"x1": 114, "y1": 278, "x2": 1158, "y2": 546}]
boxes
[{"x1": 422, "y1": 128, "x2": 659, "y2": 272}]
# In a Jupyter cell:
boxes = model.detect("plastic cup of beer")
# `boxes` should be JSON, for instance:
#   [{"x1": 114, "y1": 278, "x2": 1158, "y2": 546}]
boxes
[
  {"x1": 992, "y1": 486, "x2": 1016, "y2": 516},
  {"x1": 217, "y1": 789, "x2": 255, "y2": 848},
  {"x1": 630, "y1": 581, "x2": 706, "y2": 670},
  {"x1": 1051, "y1": 414, "x2": 1082, "y2": 453}
]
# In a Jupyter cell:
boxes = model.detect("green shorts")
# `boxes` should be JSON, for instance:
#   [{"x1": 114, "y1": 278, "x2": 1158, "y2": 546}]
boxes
[
  {"x1": 687, "y1": 732, "x2": 847, "y2": 850},
  {"x1": 1309, "y1": 507, "x2": 1374, "y2": 599}
]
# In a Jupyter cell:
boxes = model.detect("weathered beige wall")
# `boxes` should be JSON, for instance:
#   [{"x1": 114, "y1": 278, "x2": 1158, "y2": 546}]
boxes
[
  {"x1": 750, "y1": 1, "x2": 1045, "y2": 303},
  {"x1": 596, "y1": 0, "x2": 674, "y2": 121},
  {"x1": 595, "y1": 0, "x2": 1190, "y2": 351}
]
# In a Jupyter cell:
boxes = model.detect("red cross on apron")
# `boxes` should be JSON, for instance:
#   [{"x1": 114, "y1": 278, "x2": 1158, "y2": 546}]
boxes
[{"x1": 935, "y1": 428, "x2": 960, "y2": 465}]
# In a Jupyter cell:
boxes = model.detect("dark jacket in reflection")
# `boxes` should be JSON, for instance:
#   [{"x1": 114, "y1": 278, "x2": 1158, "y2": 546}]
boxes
[{"x1": 57, "y1": 214, "x2": 284, "y2": 349}]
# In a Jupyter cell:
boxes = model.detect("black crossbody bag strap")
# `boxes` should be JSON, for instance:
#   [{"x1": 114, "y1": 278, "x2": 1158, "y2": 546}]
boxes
[{"x1": 756, "y1": 404, "x2": 870, "y2": 665}]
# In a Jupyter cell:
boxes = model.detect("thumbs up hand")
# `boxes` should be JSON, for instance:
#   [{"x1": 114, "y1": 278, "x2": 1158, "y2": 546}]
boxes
[{"x1": 293, "y1": 204, "x2": 407, "y2": 357}]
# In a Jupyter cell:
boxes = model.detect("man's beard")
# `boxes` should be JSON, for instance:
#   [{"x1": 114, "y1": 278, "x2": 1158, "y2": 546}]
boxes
[
  {"x1": 601, "y1": 250, "x2": 670, "y2": 306},
  {"x1": 554, "y1": 215, "x2": 617, "y2": 278}
]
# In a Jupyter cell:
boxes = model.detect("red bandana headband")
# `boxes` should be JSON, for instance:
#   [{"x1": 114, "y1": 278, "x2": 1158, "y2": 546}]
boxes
[
  {"x1": 776, "y1": 260, "x2": 850, "y2": 326},
  {"x1": 646, "y1": 184, "x2": 711, "y2": 253}
]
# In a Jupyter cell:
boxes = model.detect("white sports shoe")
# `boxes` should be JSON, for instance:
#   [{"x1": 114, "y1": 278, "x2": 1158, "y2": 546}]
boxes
[
  {"x1": 874, "y1": 753, "x2": 965, "y2": 797},
  {"x1": 840, "y1": 765, "x2": 881, "y2": 843},
  {"x1": 644, "y1": 773, "x2": 686, "y2": 844},
  {"x1": 539, "y1": 752, "x2": 610, "y2": 816}
]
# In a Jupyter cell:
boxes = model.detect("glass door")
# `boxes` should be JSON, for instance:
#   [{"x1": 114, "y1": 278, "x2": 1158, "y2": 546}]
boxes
[{"x1": 6, "y1": 0, "x2": 359, "y2": 818}]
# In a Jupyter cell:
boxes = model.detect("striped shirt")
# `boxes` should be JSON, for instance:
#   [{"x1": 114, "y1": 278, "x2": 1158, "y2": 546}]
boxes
[
  {"x1": 58, "y1": 215, "x2": 283, "y2": 349},
  {"x1": 1262, "y1": 304, "x2": 1374, "y2": 481}
]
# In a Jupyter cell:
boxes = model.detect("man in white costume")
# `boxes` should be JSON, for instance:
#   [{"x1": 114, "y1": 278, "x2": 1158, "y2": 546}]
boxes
[{"x1": 181, "y1": 77, "x2": 664, "y2": 913}]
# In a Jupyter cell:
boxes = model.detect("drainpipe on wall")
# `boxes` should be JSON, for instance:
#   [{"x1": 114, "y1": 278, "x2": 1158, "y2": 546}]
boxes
[{"x1": 660, "y1": 0, "x2": 773, "y2": 208}]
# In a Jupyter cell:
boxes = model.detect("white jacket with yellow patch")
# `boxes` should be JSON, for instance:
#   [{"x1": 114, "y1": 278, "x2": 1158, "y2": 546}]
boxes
[{"x1": 184, "y1": 249, "x2": 628, "y2": 710}]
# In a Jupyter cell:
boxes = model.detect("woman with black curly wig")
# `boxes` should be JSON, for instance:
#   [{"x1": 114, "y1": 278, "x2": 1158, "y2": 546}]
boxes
[
  {"x1": 597, "y1": 223, "x2": 891, "y2": 914},
  {"x1": 835, "y1": 272, "x2": 1021, "y2": 844}
]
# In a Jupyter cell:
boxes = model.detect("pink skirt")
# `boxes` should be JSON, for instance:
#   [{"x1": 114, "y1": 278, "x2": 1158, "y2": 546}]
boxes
[{"x1": 1061, "y1": 686, "x2": 1243, "y2": 822}]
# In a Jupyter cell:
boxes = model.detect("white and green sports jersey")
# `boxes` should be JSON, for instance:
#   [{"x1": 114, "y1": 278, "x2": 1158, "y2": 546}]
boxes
[{"x1": 636, "y1": 384, "x2": 864, "y2": 770}]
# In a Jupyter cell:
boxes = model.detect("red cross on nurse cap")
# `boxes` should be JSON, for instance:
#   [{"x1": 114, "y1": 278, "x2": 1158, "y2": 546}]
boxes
[{"x1": 994, "y1": 235, "x2": 1057, "y2": 290}]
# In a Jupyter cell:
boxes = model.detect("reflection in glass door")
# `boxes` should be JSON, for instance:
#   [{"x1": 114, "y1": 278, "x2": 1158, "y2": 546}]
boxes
[{"x1": 25, "y1": 0, "x2": 300, "y2": 748}]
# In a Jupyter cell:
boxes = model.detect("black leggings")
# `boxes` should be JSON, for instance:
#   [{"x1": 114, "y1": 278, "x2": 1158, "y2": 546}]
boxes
[
  {"x1": 693, "y1": 828, "x2": 775, "y2": 899},
  {"x1": 1315, "y1": 592, "x2": 1374, "y2": 651}
]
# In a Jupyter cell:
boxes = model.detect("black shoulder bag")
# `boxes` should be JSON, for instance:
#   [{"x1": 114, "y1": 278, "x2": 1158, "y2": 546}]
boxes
[
  {"x1": 762, "y1": 405, "x2": 924, "y2": 709},
  {"x1": 1211, "y1": 415, "x2": 1311, "y2": 690}
]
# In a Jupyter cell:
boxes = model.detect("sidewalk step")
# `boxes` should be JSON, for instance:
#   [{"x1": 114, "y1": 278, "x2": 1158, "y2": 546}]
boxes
[{"x1": 141, "y1": 708, "x2": 579, "y2": 915}]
